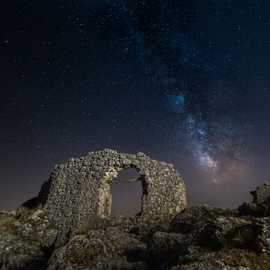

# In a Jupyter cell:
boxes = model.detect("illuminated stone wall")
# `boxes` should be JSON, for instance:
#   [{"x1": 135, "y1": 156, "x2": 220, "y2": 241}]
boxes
[{"x1": 45, "y1": 149, "x2": 187, "y2": 234}]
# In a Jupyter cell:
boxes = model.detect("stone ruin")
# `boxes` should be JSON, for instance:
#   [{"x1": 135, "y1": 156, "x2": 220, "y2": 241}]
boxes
[{"x1": 40, "y1": 149, "x2": 187, "y2": 233}]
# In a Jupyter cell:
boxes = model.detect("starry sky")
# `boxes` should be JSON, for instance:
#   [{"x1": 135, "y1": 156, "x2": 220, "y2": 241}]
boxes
[{"x1": 2, "y1": 0, "x2": 270, "y2": 209}]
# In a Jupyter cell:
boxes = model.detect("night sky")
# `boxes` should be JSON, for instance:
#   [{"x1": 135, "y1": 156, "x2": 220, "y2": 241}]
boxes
[{"x1": 2, "y1": 0, "x2": 270, "y2": 210}]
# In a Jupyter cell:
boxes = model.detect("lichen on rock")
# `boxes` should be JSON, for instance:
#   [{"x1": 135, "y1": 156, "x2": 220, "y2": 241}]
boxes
[
  {"x1": 0, "y1": 208, "x2": 57, "y2": 270},
  {"x1": 47, "y1": 227, "x2": 147, "y2": 270}
]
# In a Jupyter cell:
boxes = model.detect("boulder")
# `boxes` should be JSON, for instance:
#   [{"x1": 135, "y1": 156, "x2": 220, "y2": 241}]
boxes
[
  {"x1": 47, "y1": 227, "x2": 147, "y2": 270},
  {"x1": 238, "y1": 183, "x2": 270, "y2": 217},
  {"x1": 172, "y1": 248, "x2": 270, "y2": 270},
  {"x1": 0, "y1": 208, "x2": 57, "y2": 270},
  {"x1": 147, "y1": 231, "x2": 190, "y2": 268},
  {"x1": 170, "y1": 206, "x2": 244, "y2": 250},
  {"x1": 170, "y1": 205, "x2": 235, "y2": 234}
]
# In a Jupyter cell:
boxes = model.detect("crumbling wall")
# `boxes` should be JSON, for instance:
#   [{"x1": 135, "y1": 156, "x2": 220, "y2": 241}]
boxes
[{"x1": 45, "y1": 149, "x2": 187, "y2": 233}]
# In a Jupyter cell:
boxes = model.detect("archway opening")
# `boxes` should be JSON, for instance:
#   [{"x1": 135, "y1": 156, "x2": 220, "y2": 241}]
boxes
[{"x1": 111, "y1": 168, "x2": 144, "y2": 217}]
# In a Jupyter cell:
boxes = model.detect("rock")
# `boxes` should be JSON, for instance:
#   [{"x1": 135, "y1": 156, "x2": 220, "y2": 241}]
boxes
[
  {"x1": 236, "y1": 218, "x2": 270, "y2": 253},
  {"x1": 238, "y1": 182, "x2": 270, "y2": 217},
  {"x1": 47, "y1": 227, "x2": 147, "y2": 270},
  {"x1": 172, "y1": 248, "x2": 270, "y2": 270},
  {"x1": 147, "y1": 231, "x2": 190, "y2": 268},
  {"x1": 194, "y1": 215, "x2": 253, "y2": 250},
  {"x1": 170, "y1": 205, "x2": 235, "y2": 234},
  {"x1": 128, "y1": 223, "x2": 169, "y2": 243},
  {"x1": 170, "y1": 206, "x2": 254, "y2": 250},
  {"x1": 0, "y1": 208, "x2": 57, "y2": 270}
]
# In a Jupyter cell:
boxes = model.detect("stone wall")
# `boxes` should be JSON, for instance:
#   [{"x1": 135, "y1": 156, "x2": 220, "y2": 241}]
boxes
[{"x1": 45, "y1": 149, "x2": 187, "y2": 233}]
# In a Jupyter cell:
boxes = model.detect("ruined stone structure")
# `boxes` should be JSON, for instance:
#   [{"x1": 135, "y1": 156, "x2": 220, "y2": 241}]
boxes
[
  {"x1": 44, "y1": 149, "x2": 187, "y2": 233},
  {"x1": 6, "y1": 151, "x2": 270, "y2": 269}
]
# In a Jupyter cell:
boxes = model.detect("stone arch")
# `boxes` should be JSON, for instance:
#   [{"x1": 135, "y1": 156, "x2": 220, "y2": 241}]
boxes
[
  {"x1": 45, "y1": 149, "x2": 187, "y2": 235},
  {"x1": 97, "y1": 166, "x2": 148, "y2": 218}
]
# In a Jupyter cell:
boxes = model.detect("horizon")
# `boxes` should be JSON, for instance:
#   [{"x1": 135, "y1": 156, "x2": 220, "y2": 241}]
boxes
[{"x1": 1, "y1": 0, "x2": 270, "y2": 210}]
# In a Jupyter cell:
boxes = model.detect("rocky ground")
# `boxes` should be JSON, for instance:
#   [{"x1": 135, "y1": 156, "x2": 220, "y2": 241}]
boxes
[{"x1": 2, "y1": 183, "x2": 270, "y2": 269}]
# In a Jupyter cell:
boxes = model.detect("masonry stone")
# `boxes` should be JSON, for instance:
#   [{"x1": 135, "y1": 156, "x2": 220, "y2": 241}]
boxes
[{"x1": 44, "y1": 149, "x2": 187, "y2": 234}]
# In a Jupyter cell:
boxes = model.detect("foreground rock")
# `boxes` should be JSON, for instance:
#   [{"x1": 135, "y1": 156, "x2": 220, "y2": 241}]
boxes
[
  {"x1": 0, "y1": 208, "x2": 57, "y2": 270},
  {"x1": 48, "y1": 228, "x2": 147, "y2": 270},
  {"x1": 238, "y1": 182, "x2": 270, "y2": 217},
  {"x1": 1, "y1": 150, "x2": 270, "y2": 269},
  {"x1": 3, "y1": 200, "x2": 270, "y2": 270}
]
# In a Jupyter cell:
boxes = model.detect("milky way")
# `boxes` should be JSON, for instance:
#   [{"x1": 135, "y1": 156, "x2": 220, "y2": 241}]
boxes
[{"x1": 1, "y1": 0, "x2": 270, "y2": 209}]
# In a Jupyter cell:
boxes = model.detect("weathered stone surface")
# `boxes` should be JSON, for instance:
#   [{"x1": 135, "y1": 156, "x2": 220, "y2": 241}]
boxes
[
  {"x1": 238, "y1": 183, "x2": 270, "y2": 217},
  {"x1": 45, "y1": 149, "x2": 187, "y2": 235},
  {"x1": 0, "y1": 208, "x2": 57, "y2": 270},
  {"x1": 47, "y1": 227, "x2": 147, "y2": 270},
  {"x1": 170, "y1": 206, "x2": 256, "y2": 251},
  {"x1": 170, "y1": 205, "x2": 237, "y2": 234},
  {"x1": 128, "y1": 223, "x2": 169, "y2": 243},
  {"x1": 147, "y1": 231, "x2": 190, "y2": 269},
  {"x1": 236, "y1": 218, "x2": 270, "y2": 253},
  {"x1": 172, "y1": 248, "x2": 270, "y2": 270}
]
